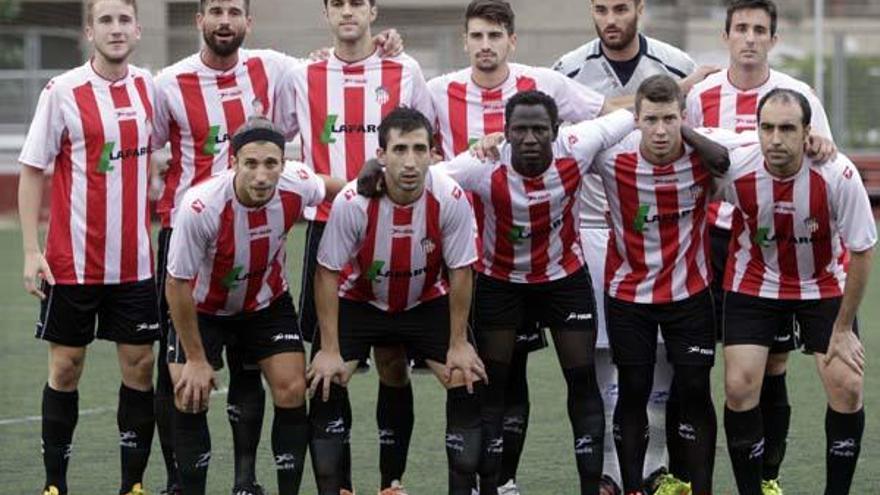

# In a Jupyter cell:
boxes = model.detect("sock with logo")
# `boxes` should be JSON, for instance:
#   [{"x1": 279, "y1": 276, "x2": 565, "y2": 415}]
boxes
[
  {"x1": 227, "y1": 363, "x2": 265, "y2": 488},
  {"x1": 117, "y1": 384, "x2": 155, "y2": 494},
  {"x1": 478, "y1": 358, "x2": 510, "y2": 495},
  {"x1": 614, "y1": 365, "x2": 653, "y2": 493},
  {"x1": 376, "y1": 382, "x2": 414, "y2": 488},
  {"x1": 447, "y1": 385, "x2": 483, "y2": 495},
  {"x1": 42, "y1": 384, "x2": 78, "y2": 494},
  {"x1": 309, "y1": 383, "x2": 351, "y2": 495},
  {"x1": 724, "y1": 405, "x2": 763, "y2": 495},
  {"x1": 665, "y1": 375, "x2": 687, "y2": 481},
  {"x1": 271, "y1": 405, "x2": 309, "y2": 495},
  {"x1": 760, "y1": 372, "x2": 790, "y2": 481},
  {"x1": 563, "y1": 365, "x2": 605, "y2": 495},
  {"x1": 645, "y1": 354, "x2": 672, "y2": 477},
  {"x1": 500, "y1": 350, "x2": 530, "y2": 485},
  {"x1": 673, "y1": 365, "x2": 716, "y2": 495},
  {"x1": 825, "y1": 406, "x2": 864, "y2": 495},
  {"x1": 174, "y1": 409, "x2": 211, "y2": 495},
  {"x1": 154, "y1": 343, "x2": 180, "y2": 491}
]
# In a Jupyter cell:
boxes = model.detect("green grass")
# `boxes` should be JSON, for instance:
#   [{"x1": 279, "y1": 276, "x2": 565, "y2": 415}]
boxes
[{"x1": 0, "y1": 224, "x2": 878, "y2": 494}]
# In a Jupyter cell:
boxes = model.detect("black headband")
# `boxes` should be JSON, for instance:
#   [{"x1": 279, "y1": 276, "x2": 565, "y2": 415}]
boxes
[{"x1": 231, "y1": 127, "x2": 286, "y2": 155}]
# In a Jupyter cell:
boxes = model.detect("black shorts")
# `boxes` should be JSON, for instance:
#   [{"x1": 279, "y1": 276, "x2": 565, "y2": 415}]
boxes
[
  {"x1": 473, "y1": 267, "x2": 597, "y2": 333},
  {"x1": 313, "y1": 296, "x2": 455, "y2": 365},
  {"x1": 605, "y1": 289, "x2": 716, "y2": 367},
  {"x1": 722, "y1": 291, "x2": 854, "y2": 354},
  {"x1": 298, "y1": 220, "x2": 325, "y2": 343},
  {"x1": 36, "y1": 278, "x2": 160, "y2": 347},
  {"x1": 167, "y1": 293, "x2": 304, "y2": 369}
]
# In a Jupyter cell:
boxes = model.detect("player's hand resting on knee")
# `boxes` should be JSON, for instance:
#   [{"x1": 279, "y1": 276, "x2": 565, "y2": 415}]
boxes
[
  {"x1": 444, "y1": 342, "x2": 488, "y2": 394},
  {"x1": 175, "y1": 360, "x2": 216, "y2": 413},
  {"x1": 824, "y1": 323, "x2": 865, "y2": 376},
  {"x1": 308, "y1": 350, "x2": 349, "y2": 401}
]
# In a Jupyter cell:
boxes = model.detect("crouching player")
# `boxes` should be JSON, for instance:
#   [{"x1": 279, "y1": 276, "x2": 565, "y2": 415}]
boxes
[
  {"x1": 308, "y1": 107, "x2": 487, "y2": 495},
  {"x1": 164, "y1": 116, "x2": 343, "y2": 495}
]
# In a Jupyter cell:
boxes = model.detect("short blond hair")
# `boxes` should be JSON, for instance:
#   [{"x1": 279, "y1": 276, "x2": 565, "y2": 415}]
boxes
[{"x1": 87, "y1": 0, "x2": 138, "y2": 25}]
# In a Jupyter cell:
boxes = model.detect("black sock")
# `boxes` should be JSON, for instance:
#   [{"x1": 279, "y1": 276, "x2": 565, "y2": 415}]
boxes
[
  {"x1": 563, "y1": 365, "x2": 605, "y2": 495},
  {"x1": 309, "y1": 383, "x2": 351, "y2": 495},
  {"x1": 227, "y1": 368, "x2": 265, "y2": 488},
  {"x1": 272, "y1": 405, "x2": 309, "y2": 495},
  {"x1": 174, "y1": 410, "x2": 211, "y2": 495},
  {"x1": 500, "y1": 351, "x2": 529, "y2": 485},
  {"x1": 614, "y1": 365, "x2": 652, "y2": 493},
  {"x1": 724, "y1": 405, "x2": 764, "y2": 495},
  {"x1": 154, "y1": 353, "x2": 180, "y2": 491},
  {"x1": 447, "y1": 385, "x2": 484, "y2": 495},
  {"x1": 665, "y1": 378, "x2": 687, "y2": 481},
  {"x1": 760, "y1": 373, "x2": 790, "y2": 481},
  {"x1": 825, "y1": 406, "x2": 864, "y2": 495},
  {"x1": 673, "y1": 366, "x2": 716, "y2": 495},
  {"x1": 377, "y1": 382, "x2": 414, "y2": 488},
  {"x1": 117, "y1": 385, "x2": 155, "y2": 494},
  {"x1": 42, "y1": 384, "x2": 78, "y2": 494},
  {"x1": 478, "y1": 359, "x2": 510, "y2": 495}
]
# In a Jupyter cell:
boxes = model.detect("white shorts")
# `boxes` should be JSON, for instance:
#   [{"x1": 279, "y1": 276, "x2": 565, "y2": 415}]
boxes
[{"x1": 580, "y1": 227, "x2": 610, "y2": 348}]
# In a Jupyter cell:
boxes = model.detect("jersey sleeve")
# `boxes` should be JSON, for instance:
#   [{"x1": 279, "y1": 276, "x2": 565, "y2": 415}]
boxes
[
  {"x1": 438, "y1": 176, "x2": 479, "y2": 269},
  {"x1": 831, "y1": 158, "x2": 877, "y2": 253},
  {"x1": 559, "y1": 109, "x2": 635, "y2": 172},
  {"x1": 804, "y1": 89, "x2": 833, "y2": 140},
  {"x1": 317, "y1": 187, "x2": 365, "y2": 271},
  {"x1": 151, "y1": 79, "x2": 171, "y2": 150},
  {"x1": 685, "y1": 88, "x2": 704, "y2": 127},
  {"x1": 18, "y1": 80, "x2": 64, "y2": 170},
  {"x1": 166, "y1": 192, "x2": 214, "y2": 280},
  {"x1": 273, "y1": 64, "x2": 300, "y2": 140},
  {"x1": 408, "y1": 61, "x2": 437, "y2": 127},
  {"x1": 433, "y1": 151, "x2": 488, "y2": 192},
  {"x1": 551, "y1": 69, "x2": 606, "y2": 122},
  {"x1": 286, "y1": 161, "x2": 326, "y2": 207}
]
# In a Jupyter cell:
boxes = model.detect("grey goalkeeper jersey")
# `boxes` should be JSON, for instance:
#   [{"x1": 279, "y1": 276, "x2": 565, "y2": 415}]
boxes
[{"x1": 553, "y1": 34, "x2": 696, "y2": 228}]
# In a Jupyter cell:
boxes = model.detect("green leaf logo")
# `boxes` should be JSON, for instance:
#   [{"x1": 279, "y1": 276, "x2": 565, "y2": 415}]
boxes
[
  {"x1": 507, "y1": 225, "x2": 525, "y2": 244},
  {"x1": 320, "y1": 114, "x2": 338, "y2": 144},
  {"x1": 222, "y1": 265, "x2": 244, "y2": 289},
  {"x1": 203, "y1": 125, "x2": 220, "y2": 156},
  {"x1": 366, "y1": 260, "x2": 385, "y2": 281},
  {"x1": 753, "y1": 227, "x2": 771, "y2": 248},
  {"x1": 632, "y1": 204, "x2": 650, "y2": 232},
  {"x1": 98, "y1": 141, "x2": 116, "y2": 173}
]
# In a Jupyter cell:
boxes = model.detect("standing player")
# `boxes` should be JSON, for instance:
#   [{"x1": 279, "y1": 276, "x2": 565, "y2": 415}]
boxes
[
  {"x1": 686, "y1": 2, "x2": 836, "y2": 490},
  {"x1": 552, "y1": 1, "x2": 701, "y2": 492},
  {"x1": 717, "y1": 89, "x2": 874, "y2": 495},
  {"x1": 152, "y1": 1, "x2": 403, "y2": 493},
  {"x1": 308, "y1": 107, "x2": 486, "y2": 495},
  {"x1": 18, "y1": 1, "x2": 158, "y2": 494},
  {"x1": 288, "y1": 1, "x2": 435, "y2": 491},
  {"x1": 164, "y1": 116, "x2": 343, "y2": 495}
]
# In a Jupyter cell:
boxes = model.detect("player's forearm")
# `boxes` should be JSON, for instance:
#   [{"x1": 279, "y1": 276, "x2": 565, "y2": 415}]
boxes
[
  {"x1": 447, "y1": 266, "x2": 473, "y2": 347},
  {"x1": 601, "y1": 95, "x2": 634, "y2": 113},
  {"x1": 681, "y1": 126, "x2": 730, "y2": 177},
  {"x1": 835, "y1": 248, "x2": 874, "y2": 329},
  {"x1": 320, "y1": 175, "x2": 347, "y2": 201},
  {"x1": 18, "y1": 165, "x2": 45, "y2": 254},
  {"x1": 315, "y1": 265, "x2": 341, "y2": 353},
  {"x1": 165, "y1": 276, "x2": 207, "y2": 362}
]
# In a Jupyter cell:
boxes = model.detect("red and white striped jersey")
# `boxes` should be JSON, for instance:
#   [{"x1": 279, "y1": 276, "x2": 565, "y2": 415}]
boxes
[
  {"x1": 153, "y1": 49, "x2": 305, "y2": 228},
  {"x1": 594, "y1": 127, "x2": 754, "y2": 304},
  {"x1": 166, "y1": 163, "x2": 325, "y2": 315},
  {"x1": 436, "y1": 109, "x2": 634, "y2": 284},
  {"x1": 317, "y1": 168, "x2": 478, "y2": 313},
  {"x1": 687, "y1": 68, "x2": 833, "y2": 230},
  {"x1": 718, "y1": 145, "x2": 876, "y2": 300},
  {"x1": 288, "y1": 50, "x2": 434, "y2": 222},
  {"x1": 19, "y1": 61, "x2": 156, "y2": 285},
  {"x1": 427, "y1": 63, "x2": 605, "y2": 159}
]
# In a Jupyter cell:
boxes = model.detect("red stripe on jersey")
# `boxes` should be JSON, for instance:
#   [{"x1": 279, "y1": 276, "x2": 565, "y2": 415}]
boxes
[
  {"x1": 133, "y1": 77, "x2": 153, "y2": 122},
  {"x1": 556, "y1": 158, "x2": 582, "y2": 276},
  {"x1": 389, "y1": 206, "x2": 414, "y2": 312},
  {"x1": 448, "y1": 82, "x2": 469, "y2": 155},
  {"x1": 685, "y1": 156, "x2": 709, "y2": 295},
  {"x1": 45, "y1": 133, "x2": 76, "y2": 282},
  {"x1": 605, "y1": 229, "x2": 625, "y2": 292},
  {"x1": 516, "y1": 76, "x2": 537, "y2": 92},
  {"x1": 482, "y1": 89, "x2": 504, "y2": 135},
  {"x1": 735, "y1": 93, "x2": 758, "y2": 133},
  {"x1": 201, "y1": 201, "x2": 236, "y2": 311},
  {"x1": 700, "y1": 85, "x2": 722, "y2": 127},
  {"x1": 489, "y1": 167, "x2": 514, "y2": 280},
  {"x1": 343, "y1": 65, "x2": 366, "y2": 183},
  {"x1": 808, "y1": 170, "x2": 839, "y2": 297},
  {"x1": 177, "y1": 73, "x2": 214, "y2": 184},
  {"x1": 734, "y1": 172, "x2": 765, "y2": 294},
  {"x1": 280, "y1": 189, "x2": 303, "y2": 232},
  {"x1": 110, "y1": 84, "x2": 140, "y2": 281},
  {"x1": 218, "y1": 74, "x2": 246, "y2": 167},
  {"x1": 159, "y1": 120, "x2": 184, "y2": 228},
  {"x1": 652, "y1": 164, "x2": 680, "y2": 302},
  {"x1": 420, "y1": 192, "x2": 443, "y2": 301},
  {"x1": 308, "y1": 62, "x2": 331, "y2": 220},
  {"x1": 523, "y1": 176, "x2": 550, "y2": 283},
  {"x1": 380, "y1": 60, "x2": 402, "y2": 118},
  {"x1": 74, "y1": 83, "x2": 107, "y2": 283},
  {"x1": 245, "y1": 57, "x2": 270, "y2": 117},
  {"x1": 772, "y1": 180, "x2": 801, "y2": 297},
  {"x1": 614, "y1": 153, "x2": 646, "y2": 301},
  {"x1": 353, "y1": 198, "x2": 381, "y2": 301},
  {"x1": 243, "y1": 209, "x2": 270, "y2": 311}
]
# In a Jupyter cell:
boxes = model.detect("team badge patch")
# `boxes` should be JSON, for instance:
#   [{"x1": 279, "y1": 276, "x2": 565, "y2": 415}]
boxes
[
  {"x1": 421, "y1": 237, "x2": 436, "y2": 254},
  {"x1": 375, "y1": 86, "x2": 390, "y2": 105}
]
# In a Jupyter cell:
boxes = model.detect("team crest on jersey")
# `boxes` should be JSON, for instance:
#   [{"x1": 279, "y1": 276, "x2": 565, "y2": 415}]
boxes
[
  {"x1": 375, "y1": 86, "x2": 390, "y2": 105},
  {"x1": 421, "y1": 237, "x2": 437, "y2": 255},
  {"x1": 689, "y1": 183, "x2": 705, "y2": 200},
  {"x1": 191, "y1": 199, "x2": 206, "y2": 213},
  {"x1": 568, "y1": 134, "x2": 579, "y2": 147},
  {"x1": 297, "y1": 168, "x2": 310, "y2": 181},
  {"x1": 252, "y1": 98, "x2": 265, "y2": 116},
  {"x1": 804, "y1": 217, "x2": 820, "y2": 233}
]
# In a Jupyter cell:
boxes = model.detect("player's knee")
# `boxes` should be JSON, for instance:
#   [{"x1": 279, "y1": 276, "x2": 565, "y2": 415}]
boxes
[
  {"x1": 49, "y1": 352, "x2": 86, "y2": 390},
  {"x1": 120, "y1": 346, "x2": 155, "y2": 388},
  {"x1": 765, "y1": 352, "x2": 789, "y2": 375},
  {"x1": 725, "y1": 368, "x2": 762, "y2": 410},
  {"x1": 675, "y1": 366, "x2": 712, "y2": 401},
  {"x1": 269, "y1": 375, "x2": 306, "y2": 408},
  {"x1": 826, "y1": 369, "x2": 863, "y2": 412}
]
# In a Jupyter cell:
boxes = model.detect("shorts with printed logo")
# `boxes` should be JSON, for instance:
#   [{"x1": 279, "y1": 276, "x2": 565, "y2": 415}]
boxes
[
  {"x1": 473, "y1": 267, "x2": 597, "y2": 333},
  {"x1": 605, "y1": 289, "x2": 716, "y2": 367},
  {"x1": 36, "y1": 278, "x2": 160, "y2": 347},
  {"x1": 312, "y1": 296, "x2": 457, "y2": 365},
  {"x1": 722, "y1": 291, "x2": 853, "y2": 354},
  {"x1": 166, "y1": 292, "x2": 304, "y2": 369}
]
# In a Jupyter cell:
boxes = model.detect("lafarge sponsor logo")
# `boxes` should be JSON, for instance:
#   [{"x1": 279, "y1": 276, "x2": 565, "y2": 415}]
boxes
[
  {"x1": 320, "y1": 114, "x2": 379, "y2": 144},
  {"x1": 632, "y1": 204, "x2": 695, "y2": 233},
  {"x1": 752, "y1": 224, "x2": 831, "y2": 248},
  {"x1": 97, "y1": 141, "x2": 149, "y2": 173}
]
